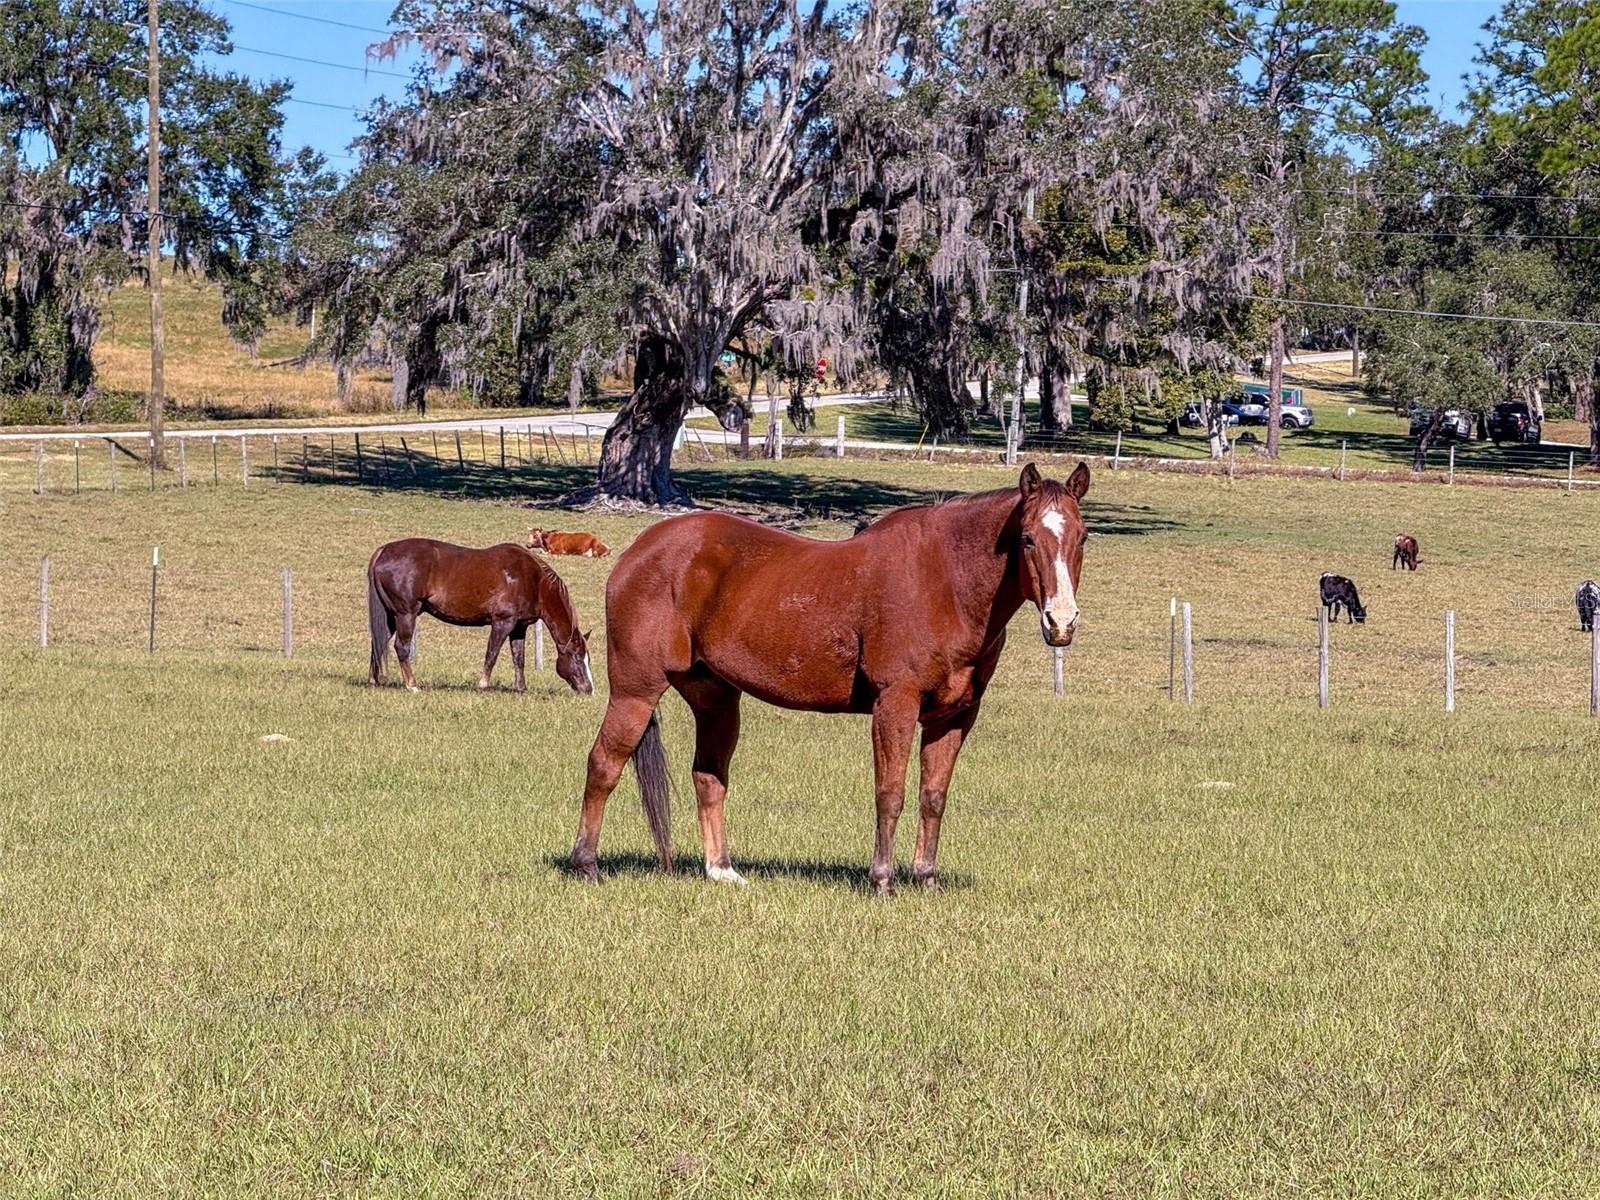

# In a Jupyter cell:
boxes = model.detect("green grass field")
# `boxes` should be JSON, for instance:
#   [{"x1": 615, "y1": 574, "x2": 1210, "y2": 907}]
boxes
[{"x1": 4, "y1": 455, "x2": 1600, "y2": 1196}]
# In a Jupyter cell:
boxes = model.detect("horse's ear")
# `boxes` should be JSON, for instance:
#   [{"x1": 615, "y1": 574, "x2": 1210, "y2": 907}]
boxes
[
  {"x1": 1019, "y1": 462, "x2": 1042, "y2": 497},
  {"x1": 1065, "y1": 461, "x2": 1090, "y2": 500}
]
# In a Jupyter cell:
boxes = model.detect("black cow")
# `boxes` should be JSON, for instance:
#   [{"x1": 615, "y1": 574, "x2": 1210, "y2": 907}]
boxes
[
  {"x1": 1320, "y1": 573, "x2": 1367, "y2": 624},
  {"x1": 1577, "y1": 580, "x2": 1600, "y2": 632}
]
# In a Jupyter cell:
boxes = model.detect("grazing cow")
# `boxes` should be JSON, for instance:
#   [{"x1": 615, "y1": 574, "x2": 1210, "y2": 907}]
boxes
[
  {"x1": 1392, "y1": 534, "x2": 1419, "y2": 571},
  {"x1": 1320, "y1": 573, "x2": 1367, "y2": 624},
  {"x1": 528, "y1": 528, "x2": 610, "y2": 557},
  {"x1": 1577, "y1": 580, "x2": 1600, "y2": 632}
]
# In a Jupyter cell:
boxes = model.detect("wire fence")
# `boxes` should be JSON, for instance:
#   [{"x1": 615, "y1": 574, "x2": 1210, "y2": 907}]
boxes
[{"x1": 7, "y1": 536, "x2": 1599, "y2": 718}]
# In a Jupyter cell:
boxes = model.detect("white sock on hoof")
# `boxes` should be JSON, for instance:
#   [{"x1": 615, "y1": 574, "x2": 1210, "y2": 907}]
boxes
[{"x1": 706, "y1": 864, "x2": 747, "y2": 886}]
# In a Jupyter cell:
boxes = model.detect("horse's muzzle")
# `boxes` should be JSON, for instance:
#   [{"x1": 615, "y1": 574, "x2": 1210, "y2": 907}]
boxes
[{"x1": 1041, "y1": 613, "x2": 1077, "y2": 647}]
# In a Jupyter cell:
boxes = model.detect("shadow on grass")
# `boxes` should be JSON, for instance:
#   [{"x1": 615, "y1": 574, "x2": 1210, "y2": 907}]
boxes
[
  {"x1": 544, "y1": 850, "x2": 970, "y2": 892},
  {"x1": 260, "y1": 445, "x2": 1181, "y2": 534}
]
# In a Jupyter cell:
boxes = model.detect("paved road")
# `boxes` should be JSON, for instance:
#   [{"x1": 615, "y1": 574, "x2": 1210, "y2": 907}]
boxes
[{"x1": 0, "y1": 390, "x2": 890, "y2": 444}]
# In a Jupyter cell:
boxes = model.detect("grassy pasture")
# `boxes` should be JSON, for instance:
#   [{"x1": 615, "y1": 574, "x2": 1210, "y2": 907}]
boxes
[{"x1": 3, "y1": 456, "x2": 1600, "y2": 1196}]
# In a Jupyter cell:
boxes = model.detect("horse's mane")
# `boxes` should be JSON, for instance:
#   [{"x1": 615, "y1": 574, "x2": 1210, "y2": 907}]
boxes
[{"x1": 856, "y1": 482, "x2": 1063, "y2": 535}]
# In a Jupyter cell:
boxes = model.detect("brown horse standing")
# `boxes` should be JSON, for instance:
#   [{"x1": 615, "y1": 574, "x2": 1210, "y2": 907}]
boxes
[
  {"x1": 1393, "y1": 534, "x2": 1420, "y2": 571},
  {"x1": 367, "y1": 538, "x2": 593, "y2": 694},
  {"x1": 572, "y1": 462, "x2": 1090, "y2": 895}
]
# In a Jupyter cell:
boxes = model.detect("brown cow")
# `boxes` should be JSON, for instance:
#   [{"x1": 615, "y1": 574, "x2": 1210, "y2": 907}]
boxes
[
  {"x1": 1393, "y1": 534, "x2": 1419, "y2": 571},
  {"x1": 528, "y1": 528, "x2": 610, "y2": 558}
]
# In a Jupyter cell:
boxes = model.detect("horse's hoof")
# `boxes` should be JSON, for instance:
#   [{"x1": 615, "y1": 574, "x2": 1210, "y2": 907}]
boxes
[
  {"x1": 915, "y1": 873, "x2": 941, "y2": 894},
  {"x1": 476, "y1": 679, "x2": 491, "y2": 691},
  {"x1": 405, "y1": 684, "x2": 419, "y2": 693},
  {"x1": 706, "y1": 864, "x2": 747, "y2": 886},
  {"x1": 871, "y1": 878, "x2": 896, "y2": 899}
]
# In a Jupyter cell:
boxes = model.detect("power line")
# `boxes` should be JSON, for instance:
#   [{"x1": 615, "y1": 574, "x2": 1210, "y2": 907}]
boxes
[
  {"x1": 233, "y1": 43, "x2": 412, "y2": 79},
  {"x1": 0, "y1": 198, "x2": 264, "y2": 236},
  {"x1": 1238, "y1": 294, "x2": 1600, "y2": 330},
  {"x1": 1316, "y1": 188, "x2": 1600, "y2": 205},
  {"x1": 1300, "y1": 226, "x2": 1600, "y2": 244},
  {"x1": 285, "y1": 95, "x2": 364, "y2": 113},
  {"x1": 223, "y1": 0, "x2": 390, "y2": 34}
]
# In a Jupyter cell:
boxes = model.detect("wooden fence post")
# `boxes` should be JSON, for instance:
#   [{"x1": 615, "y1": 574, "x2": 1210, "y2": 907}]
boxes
[
  {"x1": 774, "y1": 417, "x2": 784, "y2": 461},
  {"x1": 1182, "y1": 602, "x2": 1194, "y2": 704},
  {"x1": 74, "y1": 440, "x2": 81, "y2": 494},
  {"x1": 534, "y1": 620, "x2": 545, "y2": 671},
  {"x1": 302, "y1": 435, "x2": 309, "y2": 482},
  {"x1": 177, "y1": 437, "x2": 186, "y2": 488},
  {"x1": 242, "y1": 437, "x2": 251, "y2": 486},
  {"x1": 1444, "y1": 610, "x2": 1456, "y2": 713},
  {"x1": 148, "y1": 437, "x2": 155, "y2": 491},
  {"x1": 38, "y1": 555, "x2": 49, "y2": 648},
  {"x1": 211, "y1": 436, "x2": 218, "y2": 485},
  {"x1": 1448, "y1": 443, "x2": 1455, "y2": 486},
  {"x1": 836, "y1": 414, "x2": 846, "y2": 458},
  {"x1": 499, "y1": 425, "x2": 506, "y2": 469},
  {"x1": 272, "y1": 435, "x2": 280, "y2": 480},
  {"x1": 354, "y1": 433, "x2": 364, "y2": 482},
  {"x1": 149, "y1": 546, "x2": 159, "y2": 652},
  {"x1": 1591, "y1": 616, "x2": 1598, "y2": 719},
  {"x1": 1051, "y1": 645, "x2": 1064, "y2": 698},
  {"x1": 1569, "y1": 451, "x2": 1576, "y2": 494},
  {"x1": 109, "y1": 439, "x2": 118, "y2": 492},
  {"x1": 1318, "y1": 605, "x2": 1330, "y2": 709},
  {"x1": 1168, "y1": 597, "x2": 1176, "y2": 701},
  {"x1": 1113, "y1": 430, "x2": 1122, "y2": 471},
  {"x1": 1591, "y1": 616, "x2": 1599, "y2": 718},
  {"x1": 282, "y1": 567, "x2": 294, "y2": 658},
  {"x1": 35, "y1": 440, "x2": 44, "y2": 495},
  {"x1": 1339, "y1": 439, "x2": 1347, "y2": 482},
  {"x1": 455, "y1": 431, "x2": 465, "y2": 470}
]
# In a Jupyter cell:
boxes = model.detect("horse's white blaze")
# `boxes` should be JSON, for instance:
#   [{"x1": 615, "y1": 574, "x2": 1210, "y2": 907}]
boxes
[
  {"x1": 582, "y1": 652, "x2": 592, "y2": 685},
  {"x1": 707, "y1": 864, "x2": 747, "y2": 885},
  {"x1": 1039, "y1": 508, "x2": 1078, "y2": 631}
]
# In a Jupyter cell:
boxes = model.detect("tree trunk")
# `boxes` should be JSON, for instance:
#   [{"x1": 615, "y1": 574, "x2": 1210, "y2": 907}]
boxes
[
  {"x1": 1578, "y1": 369, "x2": 1600, "y2": 467},
  {"x1": 1205, "y1": 399, "x2": 1225, "y2": 460},
  {"x1": 1038, "y1": 344, "x2": 1071, "y2": 435},
  {"x1": 1412, "y1": 406, "x2": 1446, "y2": 472},
  {"x1": 1266, "y1": 315, "x2": 1285, "y2": 458},
  {"x1": 595, "y1": 334, "x2": 692, "y2": 505}
]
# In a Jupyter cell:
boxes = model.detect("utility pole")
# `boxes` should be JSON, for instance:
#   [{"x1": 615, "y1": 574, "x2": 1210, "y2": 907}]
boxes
[{"x1": 146, "y1": 0, "x2": 166, "y2": 469}]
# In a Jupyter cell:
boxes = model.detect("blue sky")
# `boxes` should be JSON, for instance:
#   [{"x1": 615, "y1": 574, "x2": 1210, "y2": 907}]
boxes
[{"x1": 222, "y1": 0, "x2": 1508, "y2": 167}]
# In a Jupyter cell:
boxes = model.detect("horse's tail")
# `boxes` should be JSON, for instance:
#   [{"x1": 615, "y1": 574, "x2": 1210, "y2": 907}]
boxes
[
  {"x1": 633, "y1": 711, "x2": 673, "y2": 872},
  {"x1": 367, "y1": 558, "x2": 392, "y2": 683}
]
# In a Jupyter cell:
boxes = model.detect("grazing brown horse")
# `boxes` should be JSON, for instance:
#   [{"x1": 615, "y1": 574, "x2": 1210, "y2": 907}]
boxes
[
  {"x1": 367, "y1": 538, "x2": 593, "y2": 695},
  {"x1": 572, "y1": 462, "x2": 1090, "y2": 895},
  {"x1": 1393, "y1": 534, "x2": 1420, "y2": 571}
]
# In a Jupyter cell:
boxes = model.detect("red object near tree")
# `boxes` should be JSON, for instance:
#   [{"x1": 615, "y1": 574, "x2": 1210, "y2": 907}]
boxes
[{"x1": 814, "y1": 358, "x2": 827, "y2": 381}]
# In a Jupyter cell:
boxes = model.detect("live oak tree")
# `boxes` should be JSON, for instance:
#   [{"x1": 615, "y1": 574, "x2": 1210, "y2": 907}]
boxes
[
  {"x1": 1472, "y1": 0, "x2": 1600, "y2": 463},
  {"x1": 0, "y1": 0, "x2": 298, "y2": 410},
  {"x1": 329, "y1": 0, "x2": 909, "y2": 505},
  {"x1": 1225, "y1": 0, "x2": 1426, "y2": 457}
]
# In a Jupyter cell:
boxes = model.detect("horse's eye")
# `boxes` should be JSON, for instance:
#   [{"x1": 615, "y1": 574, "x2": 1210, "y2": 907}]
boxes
[{"x1": 1021, "y1": 535, "x2": 1034, "y2": 548}]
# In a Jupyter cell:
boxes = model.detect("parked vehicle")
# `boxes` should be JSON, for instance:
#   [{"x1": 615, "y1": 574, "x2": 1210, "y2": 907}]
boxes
[
  {"x1": 1279, "y1": 398, "x2": 1315, "y2": 429},
  {"x1": 1487, "y1": 401, "x2": 1541, "y2": 445},
  {"x1": 1180, "y1": 401, "x2": 1239, "y2": 428},
  {"x1": 1409, "y1": 407, "x2": 1473, "y2": 440},
  {"x1": 1227, "y1": 394, "x2": 1268, "y2": 425}
]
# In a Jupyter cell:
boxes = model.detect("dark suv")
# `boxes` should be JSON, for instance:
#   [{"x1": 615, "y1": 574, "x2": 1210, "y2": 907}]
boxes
[{"x1": 1487, "y1": 401, "x2": 1541, "y2": 445}]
